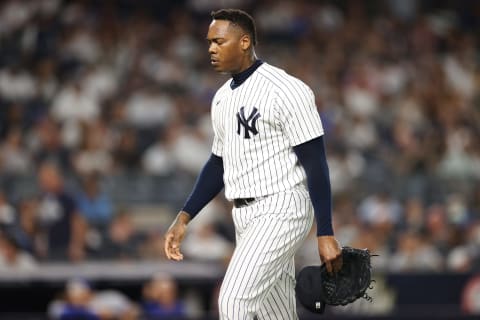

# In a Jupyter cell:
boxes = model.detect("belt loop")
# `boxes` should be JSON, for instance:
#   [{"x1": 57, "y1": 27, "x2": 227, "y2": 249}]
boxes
[{"x1": 233, "y1": 197, "x2": 256, "y2": 208}]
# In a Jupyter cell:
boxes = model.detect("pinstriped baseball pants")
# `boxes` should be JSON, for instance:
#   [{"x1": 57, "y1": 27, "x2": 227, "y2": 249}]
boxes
[{"x1": 218, "y1": 186, "x2": 314, "y2": 320}]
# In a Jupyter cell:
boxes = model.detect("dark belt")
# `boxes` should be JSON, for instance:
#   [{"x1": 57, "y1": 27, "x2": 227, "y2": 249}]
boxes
[{"x1": 233, "y1": 197, "x2": 256, "y2": 208}]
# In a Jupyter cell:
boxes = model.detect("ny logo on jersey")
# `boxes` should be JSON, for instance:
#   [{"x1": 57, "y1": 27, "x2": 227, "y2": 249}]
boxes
[{"x1": 236, "y1": 106, "x2": 261, "y2": 139}]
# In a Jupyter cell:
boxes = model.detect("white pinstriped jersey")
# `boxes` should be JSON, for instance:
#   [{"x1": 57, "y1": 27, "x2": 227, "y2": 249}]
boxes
[{"x1": 211, "y1": 62, "x2": 324, "y2": 200}]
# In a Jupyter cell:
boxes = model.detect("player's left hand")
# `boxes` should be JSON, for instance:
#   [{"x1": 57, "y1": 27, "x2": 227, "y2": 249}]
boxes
[{"x1": 317, "y1": 235, "x2": 342, "y2": 274}]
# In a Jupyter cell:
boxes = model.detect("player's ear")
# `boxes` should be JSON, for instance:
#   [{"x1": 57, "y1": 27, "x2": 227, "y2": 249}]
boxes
[{"x1": 240, "y1": 34, "x2": 251, "y2": 51}]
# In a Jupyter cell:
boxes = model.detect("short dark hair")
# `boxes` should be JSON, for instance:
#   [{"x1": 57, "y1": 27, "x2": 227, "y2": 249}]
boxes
[{"x1": 211, "y1": 9, "x2": 257, "y2": 46}]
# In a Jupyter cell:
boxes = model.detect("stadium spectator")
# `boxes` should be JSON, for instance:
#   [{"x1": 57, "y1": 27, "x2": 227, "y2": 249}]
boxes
[
  {"x1": 0, "y1": 127, "x2": 33, "y2": 175},
  {"x1": 389, "y1": 231, "x2": 444, "y2": 272},
  {"x1": 11, "y1": 197, "x2": 38, "y2": 254},
  {"x1": 75, "y1": 173, "x2": 114, "y2": 227},
  {"x1": 36, "y1": 162, "x2": 87, "y2": 261},
  {"x1": 141, "y1": 129, "x2": 176, "y2": 176},
  {"x1": 31, "y1": 117, "x2": 72, "y2": 172},
  {"x1": 112, "y1": 128, "x2": 141, "y2": 172},
  {"x1": 141, "y1": 273, "x2": 186, "y2": 318},
  {"x1": 358, "y1": 190, "x2": 403, "y2": 231},
  {"x1": 0, "y1": 65, "x2": 37, "y2": 102},
  {"x1": 98, "y1": 210, "x2": 144, "y2": 260},
  {"x1": 0, "y1": 190, "x2": 15, "y2": 228},
  {"x1": 53, "y1": 279, "x2": 100, "y2": 320},
  {"x1": 74, "y1": 172, "x2": 114, "y2": 257},
  {"x1": 72, "y1": 121, "x2": 114, "y2": 175},
  {"x1": 89, "y1": 289, "x2": 139, "y2": 320},
  {"x1": 0, "y1": 230, "x2": 37, "y2": 271},
  {"x1": 51, "y1": 79, "x2": 100, "y2": 125}
]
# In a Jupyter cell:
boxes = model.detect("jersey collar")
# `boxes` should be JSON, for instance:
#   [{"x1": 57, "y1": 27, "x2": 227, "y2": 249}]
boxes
[{"x1": 230, "y1": 59, "x2": 263, "y2": 90}]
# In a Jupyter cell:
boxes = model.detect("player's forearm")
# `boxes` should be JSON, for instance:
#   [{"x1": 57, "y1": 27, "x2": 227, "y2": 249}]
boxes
[
  {"x1": 181, "y1": 153, "x2": 225, "y2": 220},
  {"x1": 293, "y1": 136, "x2": 334, "y2": 236}
]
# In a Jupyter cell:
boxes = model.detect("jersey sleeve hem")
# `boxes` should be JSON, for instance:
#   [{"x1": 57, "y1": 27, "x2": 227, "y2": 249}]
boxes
[
  {"x1": 211, "y1": 147, "x2": 223, "y2": 157},
  {"x1": 290, "y1": 129, "x2": 325, "y2": 147}
]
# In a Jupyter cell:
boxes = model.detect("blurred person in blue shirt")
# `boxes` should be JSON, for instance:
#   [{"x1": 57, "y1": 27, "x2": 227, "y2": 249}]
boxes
[
  {"x1": 75, "y1": 172, "x2": 114, "y2": 258},
  {"x1": 141, "y1": 273, "x2": 186, "y2": 318},
  {"x1": 75, "y1": 172, "x2": 114, "y2": 228},
  {"x1": 56, "y1": 279, "x2": 100, "y2": 320}
]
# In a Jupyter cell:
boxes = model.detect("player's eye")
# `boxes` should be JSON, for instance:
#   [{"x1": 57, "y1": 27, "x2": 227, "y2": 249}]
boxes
[{"x1": 208, "y1": 39, "x2": 224, "y2": 45}]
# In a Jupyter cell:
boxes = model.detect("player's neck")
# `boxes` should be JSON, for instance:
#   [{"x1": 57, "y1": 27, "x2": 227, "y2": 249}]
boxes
[
  {"x1": 233, "y1": 52, "x2": 257, "y2": 75},
  {"x1": 230, "y1": 58, "x2": 263, "y2": 90}
]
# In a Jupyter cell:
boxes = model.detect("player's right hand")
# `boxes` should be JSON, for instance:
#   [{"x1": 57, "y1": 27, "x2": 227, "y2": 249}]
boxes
[{"x1": 164, "y1": 211, "x2": 190, "y2": 261}]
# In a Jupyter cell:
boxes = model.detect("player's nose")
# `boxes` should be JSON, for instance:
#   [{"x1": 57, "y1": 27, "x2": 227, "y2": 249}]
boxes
[{"x1": 208, "y1": 43, "x2": 217, "y2": 54}]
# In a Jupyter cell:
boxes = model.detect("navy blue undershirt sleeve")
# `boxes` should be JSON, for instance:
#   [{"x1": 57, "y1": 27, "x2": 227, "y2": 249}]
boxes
[
  {"x1": 181, "y1": 153, "x2": 224, "y2": 219},
  {"x1": 293, "y1": 136, "x2": 334, "y2": 236}
]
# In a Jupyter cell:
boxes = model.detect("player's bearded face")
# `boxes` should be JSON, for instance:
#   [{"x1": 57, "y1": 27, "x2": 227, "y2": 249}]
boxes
[{"x1": 207, "y1": 20, "x2": 246, "y2": 74}]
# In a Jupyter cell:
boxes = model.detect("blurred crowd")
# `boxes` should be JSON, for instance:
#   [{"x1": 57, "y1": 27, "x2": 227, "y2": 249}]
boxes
[
  {"x1": 48, "y1": 274, "x2": 205, "y2": 319},
  {"x1": 0, "y1": 0, "x2": 480, "y2": 278}
]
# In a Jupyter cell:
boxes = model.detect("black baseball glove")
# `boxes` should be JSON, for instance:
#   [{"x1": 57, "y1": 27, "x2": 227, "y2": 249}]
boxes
[{"x1": 296, "y1": 246, "x2": 375, "y2": 314}]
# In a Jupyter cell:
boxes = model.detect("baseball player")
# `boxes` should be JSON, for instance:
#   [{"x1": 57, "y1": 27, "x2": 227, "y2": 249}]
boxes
[{"x1": 164, "y1": 9, "x2": 342, "y2": 319}]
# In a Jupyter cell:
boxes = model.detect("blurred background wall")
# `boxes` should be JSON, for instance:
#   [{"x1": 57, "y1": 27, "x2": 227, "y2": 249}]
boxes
[{"x1": 0, "y1": 0, "x2": 479, "y2": 319}]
